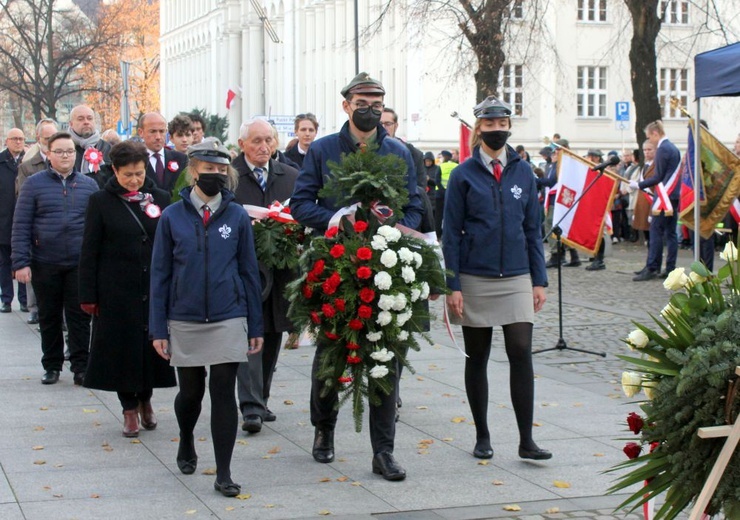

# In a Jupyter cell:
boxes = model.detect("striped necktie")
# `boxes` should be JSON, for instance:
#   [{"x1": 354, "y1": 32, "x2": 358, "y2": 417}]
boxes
[{"x1": 254, "y1": 167, "x2": 266, "y2": 191}]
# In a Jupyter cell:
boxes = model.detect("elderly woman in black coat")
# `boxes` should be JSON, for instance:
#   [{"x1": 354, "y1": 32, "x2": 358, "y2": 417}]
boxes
[{"x1": 79, "y1": 140, "x2": 176, "y2": 438}]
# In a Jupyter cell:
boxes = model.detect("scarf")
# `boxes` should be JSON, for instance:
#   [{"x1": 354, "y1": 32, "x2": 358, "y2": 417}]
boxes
[
  {"x1": 68, "y1": 127, "x2": 102, "y2": 173},
  {"x1": 120, "y1": 191, "x2": 161, "y2": 219}
]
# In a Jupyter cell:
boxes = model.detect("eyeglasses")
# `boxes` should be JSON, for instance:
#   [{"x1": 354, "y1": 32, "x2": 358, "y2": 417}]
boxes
[
  {"x1": 351, "y1": 102, "x2": 384, "y2": 112},
  {"x1": 7, "y1": 137, "x2": 25, "y2": 142},
  {"x1": 50, "y1": 150, "x2": 76, "y2": 157},
  {"x1": 380, "y1": 121, "x2": 397, "y2": 128}
]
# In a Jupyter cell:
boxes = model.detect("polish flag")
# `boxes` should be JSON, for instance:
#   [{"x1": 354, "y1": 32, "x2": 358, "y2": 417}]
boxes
[
  {"x1": 730, "y1": 198, "x2": 740, "y2": 224},
  {"x1": 226, "y1": 89, "x2": 237, "y2": 110},
  {"x1": 459, "y1": 124, "x2": 471, "y2": 163},
  {"x1": 551, "y1": 150, "x2": 619, "y2": 256}
]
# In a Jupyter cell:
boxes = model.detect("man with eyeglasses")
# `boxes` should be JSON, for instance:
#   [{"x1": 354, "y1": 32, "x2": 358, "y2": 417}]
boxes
[
  {"x1": 0, "y1": 128, "x2": 27, "y2": 313},
  {"x1": 16, "y1": 119, "x2": 59, "y2": 324},
  {"x1": 291, "y1": 72, "x2": 422, "y2": 482},
  {"x1": 12, "y1": 132, "x2": 98, "y2": 385}
]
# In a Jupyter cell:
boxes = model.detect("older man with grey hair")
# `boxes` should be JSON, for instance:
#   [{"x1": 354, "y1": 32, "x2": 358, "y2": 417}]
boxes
[
  {"x1": 1, "y1": 128, "x2": 27, "y2": 313},
  {"x1": 68, "y1": 104, "x2": 112, "y2": 187},
  {"x1": 232, "y1": 118, "x2": 299, "y2": 434}
]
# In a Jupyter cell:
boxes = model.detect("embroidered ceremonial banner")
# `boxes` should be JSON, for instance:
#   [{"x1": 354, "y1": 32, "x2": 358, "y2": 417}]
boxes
[{"x1": 459, "y1": 124, "x2": 471, "y2": 163}]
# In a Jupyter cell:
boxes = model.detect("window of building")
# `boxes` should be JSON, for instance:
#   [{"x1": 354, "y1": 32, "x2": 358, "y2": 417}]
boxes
[
  {"x1": 576, "y1": 66, "x2": 607, "y2": 117},
  {"x1": 508, "y1": 0, "x2": 523, "y2": 19},
  {"x1": 577, "y1": 0, "x2": 607, "y2": 22},
  {"x1": 499, "y1": 64, "x2": 523, "y2": 116},
  {"x1": 659, "y1": 68, "x2": 688, "y2": 118},
  {"x1": 660, "y1": 0, "x2": 689, "y2": 24}
]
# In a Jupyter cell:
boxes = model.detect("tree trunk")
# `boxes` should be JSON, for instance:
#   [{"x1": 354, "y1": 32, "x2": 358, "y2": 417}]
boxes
[{"x1": 625, "y1": 0, "x2": 663, "y2": 147}]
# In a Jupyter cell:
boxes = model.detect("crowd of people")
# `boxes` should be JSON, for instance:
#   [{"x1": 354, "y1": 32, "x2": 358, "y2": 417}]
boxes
[{"x1": 1, "y1": 71, "x2": 739, "y2": 496}]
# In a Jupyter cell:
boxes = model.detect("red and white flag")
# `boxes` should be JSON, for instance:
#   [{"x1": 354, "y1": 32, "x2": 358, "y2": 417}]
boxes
[
  {"x1": 551, "y1": 150, "x2": 619, "y2": 256},
  {"x1": 226, "y1": 88, "x2": 238, "y2": 110},
  {"x1": 730, "y1": 198, "x2": 740, "y2": 224}
]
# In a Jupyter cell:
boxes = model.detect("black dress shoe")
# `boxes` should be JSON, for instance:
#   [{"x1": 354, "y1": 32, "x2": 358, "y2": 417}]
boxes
[
  {"x1": 0, "y1": 303, "x2": 11, "y2": 313},
  {"x1": 73, "y1": 372, "x2": 85, "y2": 386},
  {"x1": 634, "y1": 267, "x2": 647, "y2": 275},
  {"x1": 563, "y1": 260, "x2": 582, "y2": 267},
  {"x1": 177, "y1": 436, "x2": 198, "y2": 475},
  {"x1": 41, "y1": 370, "x2": 60, "y2": 385},
  {"x1": 372, "y1": 452, "x2": 406, "y2": 481},
  {"x1": 20, "y1": 304, "x2": 29, "y2": 312},
  {"x1": 633, "y1": 269, "x2": 658, "y2": 282},
  {"x1": 242, "y1": 414, "x2": 262, "y2": 433},
  {"x1": 27, "y1": 311, "x2": 39, "y2": 324},
  {"x1": 473, "y1": 439, "x2": 493, "y2": 459},
  {"x1": 312, "y1": 427, "x2": 335, "y2": 463},
  {"x1": 214, "y1": 479, "x2": 241, "y2": 497},
  {"x1": 585, "y1": 260, "x2": 605, "y2": 271},
  {"x1": 177, "y1": 457, "x2": 198, "y2": 475},
  {"x1": 264, "y1": 409, "x2": 276, "y2": 422},
  {"x1": 518, "y1": 446, "x2": 552, "y2": 460}
]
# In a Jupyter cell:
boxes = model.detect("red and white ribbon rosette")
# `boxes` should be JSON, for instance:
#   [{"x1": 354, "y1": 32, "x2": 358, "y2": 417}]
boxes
[
  {"x1": 84, "y1": 148, "x2": 103, "y2": 172},
  {"x1": 242, "y1": 200, "x2": 297, "y2": 224},
  {"x1": 167, "y1": 161, "x2": 179, "y2": 172}
]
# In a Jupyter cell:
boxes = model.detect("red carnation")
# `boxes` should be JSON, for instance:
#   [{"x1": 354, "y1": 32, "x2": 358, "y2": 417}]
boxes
[
  {"x1": 312, "y1": 259, "x2": 325, "y2": 274},
  {"x1": 346, "y1": 342, "x2": 360, "y2": 350},
  {"x1": 310, "y1": 311, "x2": 321, "y2": 324},
  {"x1": 357, "y1": 305, "x2": 373, "y2": 319},
  {"x1": 356, "y1": 266, "x2": 372, "y2": 279},
  {"x1": 302, "y1": 284, "x2": 314, "y2": 298},
  {"x1": 322, "y1": 280, "x2": 337, "y2": 295},
  {"x1": 334, "y1": 298, "x2": 346, "y2": 312},
  {"x1": 356, "y1": 247, "x2": 372, "y2": 261},
  {"x1": 348, "y1": 319, "x2": 363, "y2": 331},
  {"x1": 328, "y1": 272, "x2": 341, "y2": 285},
  {"x1": 325, "y1": 226, "x2": 339, "y2": 238},
  {"x1": 322, "y1": 303, "x2": 336, "y2": 318},
  {"x1": 346, "y1": 354, "x2": 362, "y2": 364},
  {"x1": 338, "y1": 376, "x2": 353, "y2": 384},
  {"x1": 307, "y1": 272, "x2": 319, "y2": 283},
  {"x1": 330, "y1": 244, "x2": 346, "y2": 258},
  {"x1": 359, "y1": 287, "x2": 375, "y2": 303},
  {"x1": 626, "y1": 412, "x2": 644, "y2": 435},
  {"x1": 623, "y1": 442, "x2": 642, "y2": 459},
  {"x1": 325, "y1": 331, "x2": 339, "y2": 340},
  {"x1": 354, "y1": 220, "x2": 368, "y2": 233}
]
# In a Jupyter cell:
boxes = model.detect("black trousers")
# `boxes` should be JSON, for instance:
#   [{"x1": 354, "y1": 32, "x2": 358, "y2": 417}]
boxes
[
  {"x1": 31, "y1": 262, "x2": 90, "y2": 373},
  {"x1": 237, "y1": 331, "x2": 282, "y2": 418},
  {"x1": 0, "y1": 245, "x2": 26, "y2": 306},
  {"x1": 310, "y1": 343, "x2": 398, "y2": 454}
]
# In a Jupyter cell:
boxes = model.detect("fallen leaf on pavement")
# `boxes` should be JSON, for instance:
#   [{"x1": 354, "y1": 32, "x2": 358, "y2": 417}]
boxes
[
  {"x1": 225, "y1": 506, "x2": 235, "y2": 511},
  {"x1": 451, "y1": 417, "x2": 466, "y2": 423},
  {"x1": 90, "y1": 494, "x2": 100, "y2": 498},
  {"x1": 33, "y1": 426, "x2": 45, "y2": 431},
  {"x1": 33, "y1": 460, "x2": 45, "y2": 465},
  {"x1": 171, "y1": 437, "x2": 180, "y2": 442},
  {"x1": 236, "y1": 439, "x2": 248, "y2": 445},
  {"x1": 82, "y1": 409, "x2": 98, "y2": 413},
  {"x1": 130, "y1": 439, "x2": 141, "y2": 444},
  {"x1": 351, "y1": 482, "x2": 361, "y2": 486},
  {"x1": 198, "y1": 437, "x2": 206, "y2": 442},
  {"x1": 442, "y1": 437, "x2": 454, "y2": 442},
  {"x1": 503, "y1": 504, "x2": 521, "y2": 511},
  {"x1": 319, "y1": 477, "x2": 331, "y2": 482},
  {"x1": 261, "y1": 455, "x2": 272, "y2": 459},
  {"x1": 336, "y1": 476, "x2": 349, "y2": 482},
  {"x1": 416, "y1": 376, "x2": 424, "y2": 381},
  {"x1": 39, "y1": 407, "x2": 48, "y2": 411},
  {"x1": 593, "y1": 453, "x2": 605, "y2": 457},
  {"x1": 267, "y1": 446, "x2": 281, "y2": 454},
  {"x1": 43, "y1": 486, "x2": 51, "y2": 490},
  {"x1": 553, "y1": 480, "x2": 571, "y2": 488},
  {"x1": 545, "y1": 507, "x2": 560, "y2": 513},
  {"x1": 264, "y1": 504, "x2": 275, "y2": 508},
  {"x1": 53, "y1": 464, "x2": 63, "y2": 468},
  {"x1": 202, "y1": 468, "x2": 216, "y2": 475},
  {"x1": 477, "y1": 460, "x2": 489, "y2": 466},
  {"x1": 318, "y1": 510, "x2": 331, "y2": 516},
  {"x1": 284, "y1": 400, "x2": 294, "y2": 405},
  {"x1": 32, "y1": 446, "x2": 44, "y2": 450},
  {"x1": 419, "y1": 439, "x2": 434, "y2": 445},
  {"x1": 492, "y1": 480, "x2": 504, "y2": 485},
  {"x1": 185, "y1": 510, "x2": 196, "y2": 515},
  {"x1": 53, "y1": 494, "x2": 62, "y2": 498},
  {"x1": 416, "y1": 405, "x2": 428, "y2": 410},
  {"x1": 533, "y1": 422, "x2": 542, "y2": 427},
  {"x1": 235, "y1": 494, "x2": 251, "y2": 500}
]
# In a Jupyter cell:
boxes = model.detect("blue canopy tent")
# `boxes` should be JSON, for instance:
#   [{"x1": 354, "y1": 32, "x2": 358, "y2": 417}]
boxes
[{"x1": 691, "y1": 42, "x2": 740, "y2": 261}]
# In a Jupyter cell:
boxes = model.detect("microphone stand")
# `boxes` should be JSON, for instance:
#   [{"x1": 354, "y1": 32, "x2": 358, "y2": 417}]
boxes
[{"x1": 533, "y1": 167, "x2": 609, "y2": 358}]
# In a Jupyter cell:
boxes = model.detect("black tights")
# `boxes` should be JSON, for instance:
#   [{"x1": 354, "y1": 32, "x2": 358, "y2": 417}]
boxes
[
  {"x1": 175, "y1": 363, "x2": 239, "y2": 483},
  {"x1": 462, "y1": 323, "x2": 539, "y2": 451}
]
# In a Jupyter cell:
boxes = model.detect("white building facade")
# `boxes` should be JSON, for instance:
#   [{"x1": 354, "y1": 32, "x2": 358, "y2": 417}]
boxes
[{"x1": 160, "y1": 0, "x2": 740, "y2": 154}]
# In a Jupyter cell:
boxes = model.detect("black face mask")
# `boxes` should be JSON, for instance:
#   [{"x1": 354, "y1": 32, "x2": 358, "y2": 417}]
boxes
[
  {"x1": 352, "y1": 107, "x2": 382, "y2": 132},
  {"x1": 480, "y1": 130, "x2": 511, "y2": 151},
  {"x1": 196, "y1": 173, "x2": 226, "y2": 197}
]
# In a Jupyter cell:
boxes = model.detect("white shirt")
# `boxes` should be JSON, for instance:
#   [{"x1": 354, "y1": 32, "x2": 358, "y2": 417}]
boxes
[{"x1": 245, "y1": 156, "x2": 269, "y2": 182}]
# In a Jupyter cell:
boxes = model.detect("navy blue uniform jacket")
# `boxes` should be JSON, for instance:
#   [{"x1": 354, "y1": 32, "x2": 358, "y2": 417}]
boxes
[{"x1": 638, "y1": 138, "x2": 681, "y2": 200}]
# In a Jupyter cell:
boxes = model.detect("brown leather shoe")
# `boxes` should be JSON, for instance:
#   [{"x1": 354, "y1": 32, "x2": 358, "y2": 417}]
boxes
[
  {"x1": 138, "y1": 401, "x2": 157, "y2": 430},
  {"x1": 123, "y1": 410, "x2": 140, "y2": 437}
]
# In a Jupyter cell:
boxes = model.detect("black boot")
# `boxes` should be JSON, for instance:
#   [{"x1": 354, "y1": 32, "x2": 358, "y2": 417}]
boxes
[
  {"x1": 312, "y1": 427, "x2": 334, "y2": 463},
  {"x1": 563, "y1": 249, "x2": 581, "y2": 267},
  {"x1": 545, "y1": 253, "x2": 562, "y2": 268}
]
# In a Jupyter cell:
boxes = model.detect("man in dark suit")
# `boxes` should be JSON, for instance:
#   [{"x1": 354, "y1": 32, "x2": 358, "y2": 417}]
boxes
[
  {"x1": 232, "y1": 118, "x2": 299, "y2": 434},
  {"x1": 631, "y1": 120, "x2": 681, "y2": 281},
  {"x1": 138, "y1": 113, "x2": 188, "y2": 195},
  {"x1": 0, "y1": 128, "x2": 27, "y2": 313}
]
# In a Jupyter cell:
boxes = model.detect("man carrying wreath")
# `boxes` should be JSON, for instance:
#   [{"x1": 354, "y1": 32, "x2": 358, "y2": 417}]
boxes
[{"x1": 290, "y1": 72, "x2": 422, "y2": 481}]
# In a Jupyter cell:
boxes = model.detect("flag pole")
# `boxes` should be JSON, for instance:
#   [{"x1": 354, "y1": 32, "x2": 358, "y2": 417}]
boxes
[
  {"x1": 450, "y1": 112, "x2": 472, "y2": 129},
  {"x1": 671, "y1": 96, "x2": 701, "y2": 262}
]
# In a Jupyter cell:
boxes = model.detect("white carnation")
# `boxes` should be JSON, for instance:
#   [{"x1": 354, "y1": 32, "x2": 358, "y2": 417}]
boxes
[
  {"x1": 391, "y1": 293, "x2": 407, "y2": 311},
  {"x1": 412, "y1": 252, "x2": 423, "y2": 268},
  {"x1": 397, "y1": 330, "x2": 409, "y2": 341},
  {"x1": 380, "y1": 249, "x2": 398, "y2": 268},
  {"x1": 374, "y1": 271, "x2": 392, "y2": 290},
  {"x1": 370, "y1": 348, "x2": 395, "y2": 362},
  {"x1": 366, "y1": 331, "x2": 382, "y2": 342},
  {"x1": 420, "y1": 282, "x2": 430, "y2": 299},
  {"x1": 369, "y1": 365, "x2": 389, "y2": 379},
  {"x1": 377, "y1": 225, "x2": 394, "y2": 238},
  {"x1": 396, "y1": 309, "x2": 412, "y2": 326},
  {"x1": 370, "y1": 235, "x2": 388, "y2": 251},
  {"x1": 376, "y1": 310, "x2": 393, "y2": 326},
  {"x1": 410, "y1": 287, "x2": 421, "y2": 302},
  {"x1": 398, "y1": 247, "x2": 414, "y2": 264},
  {"x1": 377, "y1": 294, "x2": 396, "y2": 311},
  {"x1": 401, "y1": 266, "x2": 416, "y2": 284}
]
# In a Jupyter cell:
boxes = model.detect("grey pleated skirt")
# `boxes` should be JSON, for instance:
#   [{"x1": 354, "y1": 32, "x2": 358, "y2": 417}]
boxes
[
  {"x1": 450, "y1": 273, "x2": 534, "y2": 327},
  {"x1": 168, "y1": 317, "x2": 250, "y2": 367}
]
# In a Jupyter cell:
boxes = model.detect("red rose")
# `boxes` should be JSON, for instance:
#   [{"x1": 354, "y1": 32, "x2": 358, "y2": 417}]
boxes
[
  {"x1": 356, "y1": 266, "x2": 372, "y2": 279},
  {"x1": 325, "y1": 331, "x2": 339, "y2": 340},
  {"x1": 302, "y1": 284, "x2": 314, "y2": 298},
  {"x1": 359, "y1": 287, "x2": 375, "y2": 303},
  {"x1": 623, "y1": 442, "x2": 642, "y2": 459},
  {"x1": 338, "y1": 376, "x2": 353, "y2": 384},
  {"x1": 346, "y1": 354, "x2": 362, "y2": 364},
  {"x1": 322, "y1": 280, "x2": 337, "y2": 295},
  {"x1": 354, "y1": 221, "x2": 368, "y2": 233},
  {"x1": 345, "y1": 342, "x2": 360, "y2": 350},
  {"x1": 649, "y1": 442, "x2": 660, "y2": 453},
  {"x1": 312, "y1": 259, "x2": 325, "y2": 274},
  {"x1": 356, "y1": 247, "x2": 372, "y2": 261},
  {"x1": 330, "y1": 244, "x2": 346, "y2": 258},
  {"x1": 348, "y1": 319, "x2": 363, "y2": 331},
  {"x1": 322, "y1": 303, "x2": 336, "y2": 318},
  {"x1": 325, "y1": 226, "x2": 339, "y2": 238},
  {"x1": 334, "y1": 298, "x2": 346, "y2": 312},
  {"x1": 626, "y1": 412, "x2": 644, "y2": 435},
  {"x1": 357, "y1": 305, "x2": 373, "y2": 319},
  {"x1": 310, "y1": 311, "x2": 321, "y2": 324}
]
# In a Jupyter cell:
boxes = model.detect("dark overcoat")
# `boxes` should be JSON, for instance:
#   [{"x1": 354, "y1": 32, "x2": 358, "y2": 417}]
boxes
[
  {"x1": 0, "y1": 149, "x2": 20, "y2": 245},
  {"x1": 78, "y1": 176, "x2": 176, "y2": 392},
  {"x1": 232, "y1": 153, "x2": 299, "y2": 333}
]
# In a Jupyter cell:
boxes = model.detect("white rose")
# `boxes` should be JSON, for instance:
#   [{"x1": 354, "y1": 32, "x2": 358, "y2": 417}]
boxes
[
  {"x1": 397, "y1": 330, "x2": 409, "y2": 341},
  {"x1": 396, "y1": 309, "x2": 412, "y2": 326},
  {"x1": 413, "y1": 252, "x2": 423, "y2": 268},
  {"x1": 410, "y1": 287, "x2": 421, "y2": 302},
  {"x1": 688, "y1": 271, "x2": 706, "y2": 285},
  {"x1": 378, "y1": 294, "x2": 396, "y2": 311},
  {"x1": 401, "y1": 266, "x2": 416, "y2": 284},
  {"x1": 660, "y1": 302, "x2": 680, "y2": 319},
  {"x1": 380, "y1": 249, "x2": 398, "y2": 268},
  {"x1": 392, "y1": 293, "x2": 407, "y2": 311},
  {"x1": 366, "y1": 331, "x2": 382, "y2": 342},
  {"x1": 720, "y1": 241, "x2": 738, "y2": 262},
  {"x1": 626, "y1": 329, "x2": 649, "y2": 350},
  {"x1": 370, "y1": 348, "x2": 395, "y2": 362},
  {"x1": 370, "y1": 235, "x2": 388, "y2": 251},
  {"x1": 643, "y1": 380, "x2": 657, "y2": 400},
  {"x1": 662, "y1": 267, "x2": 688, "y2": 291},
  {"x1": 420, "y1": 282, "x2": 430, "y2": 299},
  {"x1": 369, "y1": 365, "x2": 389, "y2": 379},
  {"x1": 621, "y1": 371, "x2": 642, "y2": 398},
  {"x1": 374, "y1": 271, "x2": 392, "y2": 290},
  {"x1": 398, "y1": 247, "x2": 414, "y2": 264},
  {"x1": 376, "y1": 310, "x2": 393, "y2": 326}
]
